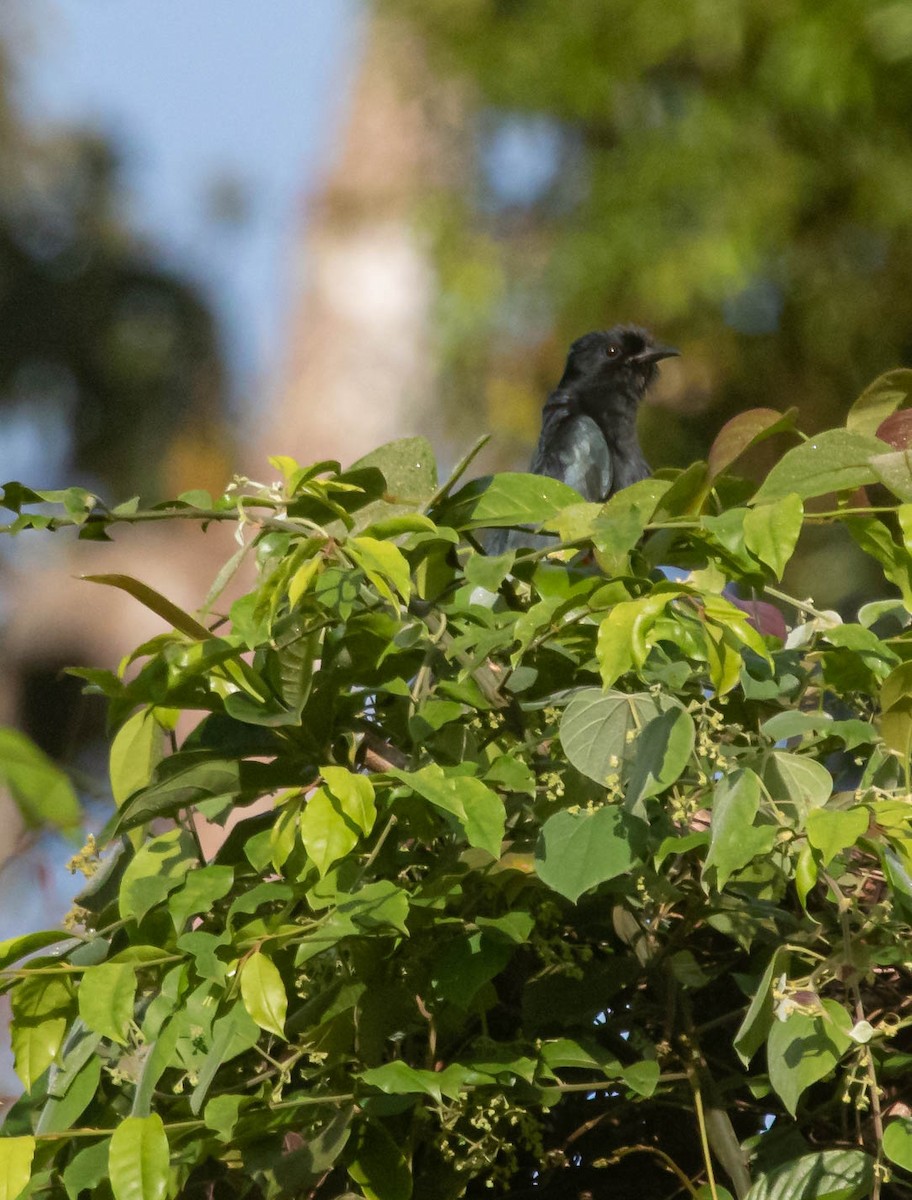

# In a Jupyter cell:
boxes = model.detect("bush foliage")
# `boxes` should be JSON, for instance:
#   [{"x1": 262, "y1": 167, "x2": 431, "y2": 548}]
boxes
[{"x1": 5, "y1": 374, "x2": 912, "y2": 1199}]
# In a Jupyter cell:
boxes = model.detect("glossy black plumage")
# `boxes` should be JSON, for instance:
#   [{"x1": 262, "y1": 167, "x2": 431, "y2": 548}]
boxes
[
  {"x1": 489, "y1": 326, "x2": 677, "y2": 554},
  {"x1": 531, "y1": 325, "x2": 677, "y2": 502}
]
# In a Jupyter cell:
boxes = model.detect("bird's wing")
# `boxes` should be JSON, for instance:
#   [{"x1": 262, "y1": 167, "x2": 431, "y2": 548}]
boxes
[{"x1": 531, "y1": 405, "x2": 612, "y2": 502}]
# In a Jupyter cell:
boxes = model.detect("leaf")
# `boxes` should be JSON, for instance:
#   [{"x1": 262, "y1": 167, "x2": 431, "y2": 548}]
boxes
[
  {"x1": 168, "y1": 864, "x2": 234, "y2": 932},
  {"x1": 884, "y1": 1118, "x2": 912, "y2": 1171},
  {"x1": 240, "y1": 950, "x2": 287, "y2": 1039},
  {"x1": 703, "y1": 770, "x2": 777, "y2": 890},
  {"x1": 846, "y1": 367, "x2": 912, "y2": 437},
  {"x1": 767, "y1": 998, "x2": 852, "y2": 1117},
  {"x1": 78, "y1": 963, "x2": 136, "y2": 1045},
  {"x1": 750, "y1": 429, "x2": 885, "y2": 504},
  {"x1": 559, "y1": 687, "x2": 689, "y2": 791},
  {"x1": 743, "y1": 493, "x2": 804, "y2": 578},
  {"x1": 596, "y1": 592, "x2": 677, "y2": 687},
  {"x1": 0, "y1": 930, "x2": 69, "y2": 972},
  {"x1": 360, "y1": 1061, "x2": 443, "y2": 1103},
  {"x1": 805, "y1": 808, "x2": 869, "y2": 867},
  {"x1": 0, "y1": 1137, "x2": 34, "y2": 1200},
  {"x1": 348, "y1": 1119, "x2": 412, "y2": 1200},
  {"x1": 745, "y1": 1151, "x2": 872, "y2": 1200},
  {"x1": 347, "y1": 536, "x2": 411, "y2": 605},
  {"x1": 622, "y1": 1059, "x2": 660, "y2": 1097},
  {"x1": 109, "y1": 1113, "x2": 170, "y2": 1200},
  {"x1": 392, "y1": 765, "x2": 505, "y2": 859},
  {"x1": 431, "y1": 931, "x2": 513, "y2": 1008},
  {"x1": 119, "y1": 828, "x2": 195, "y2": 923},
  {"x1": 707, "y1": 407, "x2": 799, "y2": 479},
  {"x1": 734, "y1": 947, "x2": 790, "y2": 1066},
  {"x1": 321, "y1": 766, "x2": 377, "y2": 835},
  {"x1": 299, "y1": 786, "x2": 360, "y2": 876},
  {"x1": 762, "y1": 751, "x2": 832, "y2": 816},
  {"x1": 82, "y1": 574, "x2": 212, "y2": 640},
  {"x1": 869, "y1": 448, "x2": 912, "y2": 501},
  {"x1": 624, "y1": 705, "x2": 695, "y2": 804},
  {"x1": 110, "y1": 708, "x2": 164, "y2": 808},
  {"x1": 535, "y1": 807, "x2": 646, "y2": 903},
  {"x1": 0, "y1": 727, "x2": 81, "y2": 831},
  {"x1": 37, "y1": 1054, "x2": 101, "y2": 1135},
  {"x1": 11, "y1": 975, "x2": 73, "y2": 1090},
  {"x1": 349, "y1": 435, "x2": 438, "y2": 505},
  {"x1": 63, "y1": 1139, "x2": 111, "y2": 1200},
  {"x1": 433, "y1": 472, "x2": 582, "y2": 530}
]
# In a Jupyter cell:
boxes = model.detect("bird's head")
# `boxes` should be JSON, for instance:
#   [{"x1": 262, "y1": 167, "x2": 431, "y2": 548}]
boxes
[{"x1": 559, "y1": 326, "x2": 679, "y2": 402}]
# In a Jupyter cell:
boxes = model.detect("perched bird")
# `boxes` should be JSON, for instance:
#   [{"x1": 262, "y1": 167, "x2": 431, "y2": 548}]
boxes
[
  {"x1": 530, "y1": 325, "x2": 678, "y2": 502},
  {"x1": 489, "y1": 326, "x2": 677, "y2": 553}
]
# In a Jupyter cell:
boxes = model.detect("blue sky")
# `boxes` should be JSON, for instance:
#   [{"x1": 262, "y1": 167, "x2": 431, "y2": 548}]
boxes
[{"x1": 16, "y1": 0, "x2": 363, "y2": 406}]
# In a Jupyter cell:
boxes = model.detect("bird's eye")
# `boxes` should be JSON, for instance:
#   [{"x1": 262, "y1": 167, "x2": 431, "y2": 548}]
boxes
[{"x1": 605, "y1": 344, "x2": 621, "y2": 358}]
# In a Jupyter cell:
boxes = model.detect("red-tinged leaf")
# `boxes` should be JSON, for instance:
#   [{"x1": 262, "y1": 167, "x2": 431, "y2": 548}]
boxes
[
  {"x1": 707, "y1": 407, "x2": 799, "y2": 480},
  {"x1": 847, "y1": 368, "x2": 912, "y2": 438},
  {"x1": 876, "y1": 408, "x2": 912, "y2": 450}
]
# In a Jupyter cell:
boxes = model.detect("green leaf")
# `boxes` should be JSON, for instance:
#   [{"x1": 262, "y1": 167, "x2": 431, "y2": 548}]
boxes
[
  {"x1": 767, "y1": 998, "x2": 852, "y2": 1116},
  {"x1": 750, "y1": 429, "x2": 885, "y2": 504},
  {"x1": 63, "y1": 1139, "x2": 110, "y2": 1200},
  {"x1": 360, "y1": 1061, "x2": 443, "y2": 1103},
  {"x1": 704, "y1": 770, "x2": 777, "y2": 890},
  {"x1": 83, "y1": 573, "x2": 212, "y2": 640},
  {"x1": 119, "y1": 828, "x2": 195, "y2": 923},
  {"x1": 805, "y1": 808, "x2": 869, "y2": 867},
  {"x1": 596, "y1": 592, "x2": 676, "y2": 687},
  {"x1": 321, "y1": 766, "x2": 376, "y2": 835},
  {"x1": 239, "y1": 950, "x2": 287, "y2": 1039},
  {"x1": 0, "y1": 931, "x2": 69, "y2": 972},
  {"x1": 348, "y1": 1119, "x2": 412, "y2": 1200},
  {"x1": 734, "y1": 947, "x2": 790, "y2": 1066},
  {"x1": 109, "y1": 1113, "x2": 170, "y2": 1200},
  {"x1": 168, "y1": 864, "x2": 234, "y2": 932},
  {"x1": 348, "y1": 536, "x2": 411, "y2": 605},
  {"x1": 78, "y1": 963, "x2": 136, "y2": 1045},
  {"x1": 38, "y1": 1053, "x2": 101, "y2": 1134},
  {"x1": 392, "y1": 765, "x2": 505, "y2": 858},
  {"x1": 846, "y1": 367, "x2": 912, "y2": 437},
  {"x1": 762, "y1": 751, "x2": 832, "y2": 816},
  {"x1": 204, "y1": 1094, "x2": 244, "y2": 1143},
  {"x1": 870, "y1": 447, "x2": 912, "y2": 501},
  {"x1": 0, "y1": 728, "x2": 81, "y2": 831},
  {"x1": 625, "y1": 705, "x2": 695, "y2": 803},
  {"x1": 299, "y1": 786, "x2": 359, "y2": 876},
  {"x1": 431, "y1": 932, "x2": 513, "y2": 1008},
  {"x1": 0, "y1": 1136, "x2": 34, "y2": 1200},
  {"x1": 110, "y1": 708, "x2": 164, "y2": 808},
  {"x1": 434, "y1": 472, "x2": 582, "y2": 530},
  {"x1": 559, "y1": 687, "x2": 689, "y2": 791},
  {"x1": 743, "y1": 493, "x2": 804, "y2": 578},
  {"x1": 746, "y1": 1150, "x2": 873, "y2": 1200},
  {"x1": 621, "y1": 1059, "x2": 660, "y2": 1097},
  {"x1": 11, "y1": 975, "x2": 74, "y2": 1090},
  {"x1": 535, "y1": 807, "x2": 645, "y2": 903},
  {"x1": 884, "y1": 1118, "x2": 912, "y2": 1171},
  {"x1": 349, "y1": 435, "x2": 437, "y2": 506},
  {"x1": 707, "y1": 407, "x2": 799, "y2": 479}
]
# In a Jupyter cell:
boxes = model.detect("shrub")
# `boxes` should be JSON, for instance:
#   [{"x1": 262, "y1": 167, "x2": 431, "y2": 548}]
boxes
[{"x1": 3, "y1": 376, "x2": 912, "y2": 1199}]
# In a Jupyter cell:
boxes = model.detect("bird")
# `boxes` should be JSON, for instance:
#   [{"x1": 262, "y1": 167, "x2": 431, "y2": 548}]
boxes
[
  {"x1": 531, "y1": 325, "x2": 678, "y2": 501},
  {"x1": 489, "y1": 326, "x2": 678, "y2": 553}
]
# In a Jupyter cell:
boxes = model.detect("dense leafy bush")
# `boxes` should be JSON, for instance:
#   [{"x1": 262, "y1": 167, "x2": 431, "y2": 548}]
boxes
[{"x1": 4, "y1": 374, "x2": 912, "y2": 1198}]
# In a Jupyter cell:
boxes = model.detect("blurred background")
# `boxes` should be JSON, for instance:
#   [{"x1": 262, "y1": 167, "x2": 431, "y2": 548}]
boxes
[{"x1": 0, "y1": 0, "x2": 911, "y2": 1088}]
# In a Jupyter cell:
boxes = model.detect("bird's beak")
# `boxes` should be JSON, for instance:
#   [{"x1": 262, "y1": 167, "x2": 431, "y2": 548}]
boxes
[{"x1": 633, "y1": 343, "x2": 680, "y2": 364}]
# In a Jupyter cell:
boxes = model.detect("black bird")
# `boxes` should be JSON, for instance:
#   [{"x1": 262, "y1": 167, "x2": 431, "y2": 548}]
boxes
[
  {"x1": 531, "y1": 325, "x2": 678, "y2": 502},
  {"x1": 489, "y1": 326, "x2": 678, "y2": 554}
]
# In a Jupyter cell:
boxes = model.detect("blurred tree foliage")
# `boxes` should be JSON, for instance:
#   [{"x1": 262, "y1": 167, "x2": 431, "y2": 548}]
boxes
[
  {"x1": 0, "y1": 37, "x2": 226, "y2": 497},
  {"x1": 380, "y1": 0, "x2": 912, "y2": 474}
]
